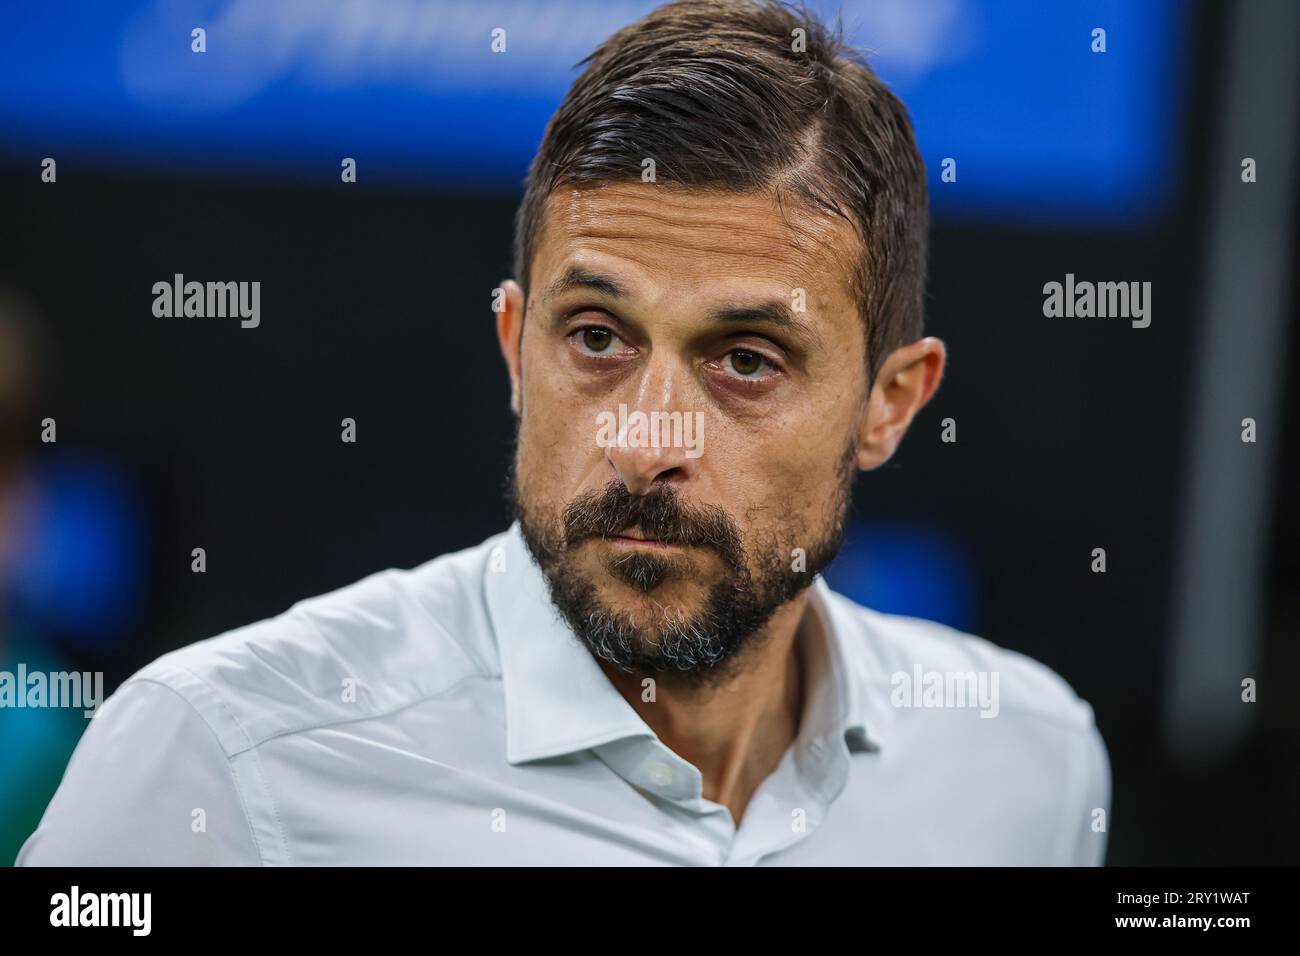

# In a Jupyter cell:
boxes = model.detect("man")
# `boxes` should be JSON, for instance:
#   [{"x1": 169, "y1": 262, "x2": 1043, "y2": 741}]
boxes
[{"x1": 19, "y1": 0, "x2": 1109, "y2": 866}]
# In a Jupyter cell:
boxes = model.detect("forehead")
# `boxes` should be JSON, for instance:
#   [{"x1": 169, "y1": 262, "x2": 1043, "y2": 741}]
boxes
[{"x1": 530, "y1": 181, "x2": 862, "y2": 308}]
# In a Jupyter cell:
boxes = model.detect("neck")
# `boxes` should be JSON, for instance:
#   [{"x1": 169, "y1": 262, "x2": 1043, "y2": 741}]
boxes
[{"x1": 599, "y1": 590, "x2": 813, "y2": 826}]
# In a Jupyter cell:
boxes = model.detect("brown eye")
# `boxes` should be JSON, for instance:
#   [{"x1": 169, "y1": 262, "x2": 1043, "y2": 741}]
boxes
[
  {"x1": 728, "y1": 350, "x2": 766, "y2": 376},
  {"x1": 580, "y1": 328, "x2": 614, "y2": 352}
]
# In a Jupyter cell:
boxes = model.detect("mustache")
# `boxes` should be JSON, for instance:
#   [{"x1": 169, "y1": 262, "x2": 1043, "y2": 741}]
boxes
[{"x1": 562, "y1": 482, "x2": 744, "y2": 570}]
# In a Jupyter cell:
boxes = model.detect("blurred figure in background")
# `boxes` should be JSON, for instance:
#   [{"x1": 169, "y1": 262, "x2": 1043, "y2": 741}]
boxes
[{"x1": 0, "y1": 290, "x2": 84, "y2": 863}]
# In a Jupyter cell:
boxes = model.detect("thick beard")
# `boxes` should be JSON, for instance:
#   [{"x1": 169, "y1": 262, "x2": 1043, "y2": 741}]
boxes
[{"x1": 508, "y1": 442, "x2": 856, "y2": 689}]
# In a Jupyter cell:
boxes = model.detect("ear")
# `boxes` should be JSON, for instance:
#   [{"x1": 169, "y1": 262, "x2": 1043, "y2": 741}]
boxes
[
  {"x1": 495, "y1": 279, "x2": 526, "y2": 416},
  {"x1": 855, "y1": 336, "x2": 946, "y2": 470}
]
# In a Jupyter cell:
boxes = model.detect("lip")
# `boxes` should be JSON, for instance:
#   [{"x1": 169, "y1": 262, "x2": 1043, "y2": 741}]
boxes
[{"x1": 607, "y1": 530, "x2": 682, "y2": 550}]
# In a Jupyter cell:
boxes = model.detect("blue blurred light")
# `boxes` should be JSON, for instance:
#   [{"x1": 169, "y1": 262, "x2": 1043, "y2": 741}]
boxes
[
  {"x1": 824, "y1": 518, "x2": 977, "y2": 632},
  {"x1": 0, "y1": 0, "x2": 1188, "y2": 225},
  {"x1": 7, "y1": 456, "x2": 147, "y2": 648}
]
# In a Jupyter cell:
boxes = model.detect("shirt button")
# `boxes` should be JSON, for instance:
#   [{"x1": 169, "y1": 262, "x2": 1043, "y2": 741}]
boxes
[{"x1": 647, "y1": 762, "x2": 675, "y2": 787}]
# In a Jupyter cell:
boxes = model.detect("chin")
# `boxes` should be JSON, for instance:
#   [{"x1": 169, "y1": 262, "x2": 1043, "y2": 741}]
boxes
[{"x1": 599, "y1": 578, "x2": 709, "y2": 622}]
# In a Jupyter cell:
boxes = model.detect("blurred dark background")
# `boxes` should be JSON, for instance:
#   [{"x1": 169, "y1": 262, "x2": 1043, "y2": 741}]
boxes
[{"x1": 1, "y1": 0, "x2": 1296, "y2": 865}]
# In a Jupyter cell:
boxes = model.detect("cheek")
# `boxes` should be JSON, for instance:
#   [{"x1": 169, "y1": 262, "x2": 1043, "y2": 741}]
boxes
[
  {"x1": 519, "y1": 329, "x2": 570, "y2": 441},
  {"x1": 517, "y1": 344, "x2": 602, "y2": 499},
  {"x1": 711, "y1": 408, "x2": 853, "y2": 531}
]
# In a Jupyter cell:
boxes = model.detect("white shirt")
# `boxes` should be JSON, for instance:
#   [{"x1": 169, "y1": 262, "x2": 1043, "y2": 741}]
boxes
[{"x1": 17, "y1": 523, "x2": 1110, "y2": 866}]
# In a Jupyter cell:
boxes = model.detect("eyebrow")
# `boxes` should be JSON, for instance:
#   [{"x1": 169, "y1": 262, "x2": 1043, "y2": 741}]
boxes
[
  {"x1": 707, "y1": 303, "x2": 804, "y2": 336},
  {"x1": 543, "y1": 264, "x2": 820, "y2": 350},
  {"x1": 543, "y1": 266, "x2": 626, "y2": 302}
]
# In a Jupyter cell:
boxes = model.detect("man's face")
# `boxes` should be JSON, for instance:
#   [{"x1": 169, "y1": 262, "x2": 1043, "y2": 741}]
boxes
[{"x1": 506, "y1": 181, "x2": 874, "y2": 683}]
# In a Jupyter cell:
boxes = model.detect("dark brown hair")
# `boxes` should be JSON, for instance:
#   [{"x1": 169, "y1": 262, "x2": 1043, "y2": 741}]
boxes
[{"x1": 512, "y1": 0, "x2": 929, "y2": 380}]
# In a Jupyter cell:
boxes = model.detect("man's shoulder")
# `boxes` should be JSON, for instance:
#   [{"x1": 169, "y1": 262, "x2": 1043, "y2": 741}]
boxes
[
  {"x1": 819, "y1": 583, "x2": 1098, "y2": 736},
  {"x1": 123, "y1": 531, "x2": 510, "y2": 756},
  {"x1": 821, "y1": 584, "x2": 1112, "y2": 865}
]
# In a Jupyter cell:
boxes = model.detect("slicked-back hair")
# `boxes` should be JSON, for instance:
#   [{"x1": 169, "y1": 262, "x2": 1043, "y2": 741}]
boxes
[{"x1": 512, "y1": 0, "x2": 928, "y2": 383}]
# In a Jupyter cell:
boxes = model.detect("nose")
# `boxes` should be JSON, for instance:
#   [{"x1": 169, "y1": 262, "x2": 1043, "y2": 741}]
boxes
[{"x1": 603, "y1": 364, "x2": 702, "y2": 496}]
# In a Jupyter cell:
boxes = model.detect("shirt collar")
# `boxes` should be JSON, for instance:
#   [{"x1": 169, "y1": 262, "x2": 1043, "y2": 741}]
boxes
[
  {"x1": 486, "y1": 523, "x2": 654, "y2": 764},
  {"x1": 808, "y1": 574, "x2": 890, "y2": 754},
  {"x1": 484, "y1": 522, "x2": 885, "y2": 766}
]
